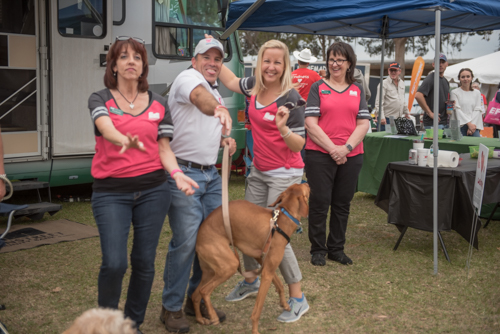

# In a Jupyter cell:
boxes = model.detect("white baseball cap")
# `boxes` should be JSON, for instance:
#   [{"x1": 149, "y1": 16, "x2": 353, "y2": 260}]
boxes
[
  {"x1": 293, "y1": 48, "x2": 317, "y2": 63},
  {"x1": 194, "y1": 38, "x2": 224, "y2": 57}
]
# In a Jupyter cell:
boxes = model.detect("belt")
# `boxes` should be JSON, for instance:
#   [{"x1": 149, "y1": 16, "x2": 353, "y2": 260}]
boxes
[{"x1": 176, "y1": 158, "x2": 213, "y2": 170}]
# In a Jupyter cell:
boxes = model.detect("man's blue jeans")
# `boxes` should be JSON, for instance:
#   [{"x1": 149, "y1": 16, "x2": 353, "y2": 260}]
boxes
[
  {"x1": 91, "y1": 181, "x2": 170, "y2": 326},
  {"x1": 162, "y1": 164, "x2": 222, "y2": 312},
  {"x1": 460, "y1": 124, "x2": 480, "y2": 137}
]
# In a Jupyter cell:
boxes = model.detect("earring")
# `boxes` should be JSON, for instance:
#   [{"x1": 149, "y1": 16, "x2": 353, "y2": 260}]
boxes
[
  {"x1": 113, "y1": 71, "x2": 117, "y2": 77},
  {"x1": 347, "y1": 68, "x2": 351, "y2": 72}
]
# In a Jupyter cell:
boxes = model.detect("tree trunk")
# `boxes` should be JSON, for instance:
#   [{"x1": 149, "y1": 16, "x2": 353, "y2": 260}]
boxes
[{"x1": 394, "y1": 37, "x2": 407, "y2": 80}]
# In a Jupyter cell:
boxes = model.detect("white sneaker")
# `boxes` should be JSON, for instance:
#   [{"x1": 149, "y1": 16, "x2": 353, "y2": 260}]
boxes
[
  {"x1": 225, "y1": 278, "x2": 260, "y2": 302},
  {"x1": 277, "y1": 294, "x2": 309, "y2": 323}
]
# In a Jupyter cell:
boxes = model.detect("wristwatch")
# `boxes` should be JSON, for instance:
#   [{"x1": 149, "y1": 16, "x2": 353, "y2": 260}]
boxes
[{"x1": 345, "y1": 143, "x2": 353, "y2": 152}]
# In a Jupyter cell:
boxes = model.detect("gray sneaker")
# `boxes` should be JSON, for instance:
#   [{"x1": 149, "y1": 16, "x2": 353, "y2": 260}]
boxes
[
  {"x1": 225, "y1": 278, "x2": 260, "y2": 302},
  {"x1": 277, "y1": 294, "x2": 309, "y2": 323}
]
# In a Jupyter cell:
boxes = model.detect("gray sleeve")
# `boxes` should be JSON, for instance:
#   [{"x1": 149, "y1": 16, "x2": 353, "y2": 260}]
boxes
[
  {"x1": 239, "y1": 76, "x2": 255, "y2": 98},
  {"x1": 305, "y1": 81, "x2": 321, "y2": 117},
  {"x1": 417, "y1": 73, "x2": 433, "y2": 97},
  {"x1": 354, "y1": 82, "x2": 371, "y2": 119},
  {"x1": 158, "y1": 99, "x2": 174, "y2": 140},
  {"x1": 283, "y1": 89, "x2": 305, "y2": 138},
  {"x1": 88, "y1": 91, "x2": 109, "y2": 123}
]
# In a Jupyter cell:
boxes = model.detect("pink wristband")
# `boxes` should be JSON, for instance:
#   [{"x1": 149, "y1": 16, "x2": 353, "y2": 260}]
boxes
[{"x1": 170, "y1": 169, "x2": 183, "y2": 178}]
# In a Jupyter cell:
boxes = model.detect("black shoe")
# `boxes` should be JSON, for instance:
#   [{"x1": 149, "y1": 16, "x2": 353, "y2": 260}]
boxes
[
  {"x1": 328, "y1": 252, "x2": 353, "y2": 265},
  {"x1": 184, "y1": 296, "x2": 226, "y2": 323},
  {"x1": 311, "y1": 253, "x2": 326, "y2": 266}
]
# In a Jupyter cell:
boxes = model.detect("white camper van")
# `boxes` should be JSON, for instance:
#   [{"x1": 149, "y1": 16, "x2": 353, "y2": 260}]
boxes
[{"x1": 1, "y1": 0, "x2": 246, "y2": 187}]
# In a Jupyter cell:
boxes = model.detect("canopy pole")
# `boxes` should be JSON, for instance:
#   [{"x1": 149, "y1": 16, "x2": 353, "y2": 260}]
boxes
[
  {"x1": 377, "y1": 38, "x2": 385, "y2": 132},
  {"x1": 220, "y1": 0, "x2": 266, "y2": 40},
  {"x1": 376, "y1": 16, "x2": 389, "y2": 132},
  {"x1": 432, "y1": 9, "x2": 441, "y2": 275}
]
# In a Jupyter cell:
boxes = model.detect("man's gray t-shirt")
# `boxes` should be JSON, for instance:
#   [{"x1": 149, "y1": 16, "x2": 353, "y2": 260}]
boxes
[{"x1": 418, "y1": 72, "x2": 450, "y2": 126}]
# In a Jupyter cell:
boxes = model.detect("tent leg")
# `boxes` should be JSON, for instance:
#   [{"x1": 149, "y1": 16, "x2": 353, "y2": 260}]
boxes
[
  {"x1": 438, "y1": 232, "x2": 450, "y2": 263},
  {"x1": 483, "y1": 202, "x2": 499, "y2": 228},
  {"x1": 393, "y1": 226, "x2": 408, "y2": 251}
]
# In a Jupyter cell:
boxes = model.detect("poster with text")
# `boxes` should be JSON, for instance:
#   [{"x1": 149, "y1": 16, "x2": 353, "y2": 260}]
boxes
[{"x1": 472, "y1": 144, "x2": 489, "y2": 215}]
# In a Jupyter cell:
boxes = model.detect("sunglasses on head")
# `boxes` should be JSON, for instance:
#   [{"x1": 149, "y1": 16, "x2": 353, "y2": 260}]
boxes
[
  {"x1": 283, "y1": 98, "x2": 307, "y2": 111},
  {"x1": 115, "y1": 36, "x2": 146, "y2": 45}
]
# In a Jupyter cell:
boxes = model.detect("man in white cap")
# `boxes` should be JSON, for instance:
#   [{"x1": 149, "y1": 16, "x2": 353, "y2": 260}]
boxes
[
  {"x1": 159, "y1": 35, "x2": 236, "y2": 333},
  {"x1": 292, "y1": 48, "x2": 322, "y2": 100}
]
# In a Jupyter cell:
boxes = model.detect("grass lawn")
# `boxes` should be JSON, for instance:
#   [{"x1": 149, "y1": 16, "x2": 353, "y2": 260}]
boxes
[{"x1": 0, "y1": 174, "x2": 499, "y2": 334}]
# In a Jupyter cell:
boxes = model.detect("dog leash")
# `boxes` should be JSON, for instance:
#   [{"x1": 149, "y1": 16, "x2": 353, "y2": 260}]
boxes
[{"x1": 221, "y1": 145, "x2": 270, "y2": 279}]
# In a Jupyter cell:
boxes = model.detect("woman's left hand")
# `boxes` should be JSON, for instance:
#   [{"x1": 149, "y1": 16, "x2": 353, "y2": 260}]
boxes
[
  {"x1": 173, "y1": 173, "x2": 199, "y2": 196},
  {"x1": 329, "y1": 145, "x2": 350, "y2": 162},
  {"x1": 276, "y1": 106, "x2": 290, "y2": 133}
]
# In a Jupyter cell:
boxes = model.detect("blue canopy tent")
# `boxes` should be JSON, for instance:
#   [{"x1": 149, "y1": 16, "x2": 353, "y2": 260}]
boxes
[{"x1": 222, "y1": 0, "x2": 500, "y2": 274}]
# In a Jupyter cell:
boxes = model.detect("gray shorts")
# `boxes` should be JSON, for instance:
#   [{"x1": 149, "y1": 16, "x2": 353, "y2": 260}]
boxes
[{"x1": 242, "y1": 167, "x2": 303, "y2": 285}]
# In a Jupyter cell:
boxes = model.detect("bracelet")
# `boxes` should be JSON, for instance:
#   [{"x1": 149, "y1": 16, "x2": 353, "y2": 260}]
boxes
[
  {"x1": 215, "y1": 105, "x2": 227, "y2": 111},
  {"x1": 170, "y1": 169, "x2": 183, "y2": 178},
  {"x1": 281, "y1": 130, "x2": 292, "y2": 139}
]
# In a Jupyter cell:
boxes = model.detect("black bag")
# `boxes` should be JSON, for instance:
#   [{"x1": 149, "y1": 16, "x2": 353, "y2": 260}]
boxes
[{"x1": 394, "y1": 117, "x2": 418, "y2": 136}]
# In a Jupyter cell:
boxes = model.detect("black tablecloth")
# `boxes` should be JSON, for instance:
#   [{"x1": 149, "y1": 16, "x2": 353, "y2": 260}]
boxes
[{"x1": 374, "y1": 154, "x2": 500, "y2": 248}]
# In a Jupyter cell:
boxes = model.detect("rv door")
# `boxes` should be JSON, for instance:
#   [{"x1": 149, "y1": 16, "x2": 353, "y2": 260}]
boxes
[{"x1": 50, "y1": 0, "x2": 112, "y2": 156}]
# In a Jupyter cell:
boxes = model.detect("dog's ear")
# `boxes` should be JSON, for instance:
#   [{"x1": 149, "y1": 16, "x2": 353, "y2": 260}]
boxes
[{"x1": 298, "y1": 194, "x2": 309, "y2": 218}]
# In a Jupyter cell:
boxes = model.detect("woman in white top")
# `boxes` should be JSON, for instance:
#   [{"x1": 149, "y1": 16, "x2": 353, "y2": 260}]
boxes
[{"x1": 451, "y1": 68, "x2": 483, "y2": 137}]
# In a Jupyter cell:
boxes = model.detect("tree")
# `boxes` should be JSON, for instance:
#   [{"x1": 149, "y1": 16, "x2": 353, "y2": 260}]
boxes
[
  {"x1": 358, "y1": 32, "x2": 493, "y2": 79},
  {"x1": 238, "y1": 31, "x2": 351, "y2": 61}
]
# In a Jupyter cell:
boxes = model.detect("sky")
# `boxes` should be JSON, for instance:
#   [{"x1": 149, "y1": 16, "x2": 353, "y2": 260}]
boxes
[{"x1": 354, "y1": 31, "x2": 500, "y2": 62}]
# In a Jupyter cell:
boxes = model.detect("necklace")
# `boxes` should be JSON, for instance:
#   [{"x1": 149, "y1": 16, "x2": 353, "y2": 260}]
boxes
[{"x1": 116, "y1": 88, "x2": 139, "y2": 109}]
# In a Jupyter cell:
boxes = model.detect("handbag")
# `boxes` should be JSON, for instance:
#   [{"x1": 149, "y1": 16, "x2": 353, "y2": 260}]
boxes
[
  {"x1": 484, "y1": 97, "x2": 500, "y2": 126},
  {"x1": 394, "y1": 116, "x2": 418, "y2": 136}
]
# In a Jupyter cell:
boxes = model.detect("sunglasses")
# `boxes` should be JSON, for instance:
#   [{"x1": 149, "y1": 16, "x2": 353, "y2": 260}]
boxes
[
  {"x1": 115, "y1": 36, "x2": 145, "y2": 45},
  {"x1": 283, "y1": 98, "x2": 307, "y2": 111}
]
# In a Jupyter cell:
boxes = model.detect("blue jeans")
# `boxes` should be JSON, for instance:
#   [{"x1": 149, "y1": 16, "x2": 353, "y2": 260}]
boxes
[
  {"x1": 379, "y1": 117, "x2": 391, "y2": 131},
  {"x1": 460, "y1": 124, "x2": 480, "y2": 137},
  {"x1": 162, "y1": 164, "x2": 222, "y2": 312},
  {"x1": 424, "y1": 124, "x2": 448, "y2": 130},
  {"x1": 91, "y1": 181, "x2": 170, "y2": 326}
]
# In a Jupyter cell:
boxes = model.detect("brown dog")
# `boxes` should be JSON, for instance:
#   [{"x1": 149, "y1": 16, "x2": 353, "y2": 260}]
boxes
[{"x1": 192, "y1": 183, "x2": 310, "y2": 334}]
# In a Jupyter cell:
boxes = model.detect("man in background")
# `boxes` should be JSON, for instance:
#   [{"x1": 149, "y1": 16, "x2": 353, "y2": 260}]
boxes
[
  {"x1": 292, "y1": 48, "x2": 322, "y2": 101},
  {"x1": 373, "y1": 62, "x2": 410, "y2": 131}
]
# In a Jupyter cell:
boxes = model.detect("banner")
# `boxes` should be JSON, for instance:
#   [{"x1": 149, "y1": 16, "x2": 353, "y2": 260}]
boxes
[
  {"x1": 473, "y1": 144, "x2": 489, "y2": 215},
  {"x1": 408, "y1": 56, "x2": 425, "y2": 112}
]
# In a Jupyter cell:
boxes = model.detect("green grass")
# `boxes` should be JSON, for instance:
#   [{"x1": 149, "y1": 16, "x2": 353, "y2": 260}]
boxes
[{"x1": 0, "y1": 175, "x2": 499, "y2": 334}]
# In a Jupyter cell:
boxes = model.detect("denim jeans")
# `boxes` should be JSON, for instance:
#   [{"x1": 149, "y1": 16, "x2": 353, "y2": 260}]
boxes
[
  {"x1": 424, "y1": 124, "x2": 448, "y2": 130},
  {"x1": 460, "y1": 124, "x2": 480, "y2": 137},
  {"x1": 92, "y1": 181, "x2": 170, "y2": 326},
  {"x1": 162, "y1": 164, "x2": 222, "y2": 312}
]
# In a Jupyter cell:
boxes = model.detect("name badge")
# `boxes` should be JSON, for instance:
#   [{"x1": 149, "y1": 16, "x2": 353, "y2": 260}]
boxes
[
  {"x1": 263, "y1": 112, "x2": 275, "y2": 121},
  {"x1": 149, "y1": 112, "x2": 160, "y2": 120},
  {"x1": 109, "y1": 107, "x2": 123, "y2": 116},
  {"x1": 321, "y1": 90, "x2": 331, "y2": 95},
  {"x1": 349, "y1": 90, "x2": 358, "y2": 97}
]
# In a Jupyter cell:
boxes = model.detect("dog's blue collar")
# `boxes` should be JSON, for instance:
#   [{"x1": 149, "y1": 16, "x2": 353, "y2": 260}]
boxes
[{"x1": 280, "y1": 207, "x2": 303, "y2": 234}]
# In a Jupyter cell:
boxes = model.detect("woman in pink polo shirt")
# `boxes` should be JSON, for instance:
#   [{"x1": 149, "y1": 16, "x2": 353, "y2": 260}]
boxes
[
  {"x1": 305, "y1": 42, "x2": 371, "y2": 267},
  {"x1": 88, "y1": 37, "x2": 197, "y2": 331},
  {"x1": 219, "y1": 39, "x2": 309, "y2": 323}
]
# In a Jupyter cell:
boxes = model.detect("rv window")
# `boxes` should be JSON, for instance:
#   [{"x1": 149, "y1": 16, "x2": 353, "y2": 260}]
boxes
[
  {"x1": 154, "y1": 0, "x2": 221, "y2": 27},
  {"x1": 0, "y1": 0, "x2": 36, "y2": 35},
  {"x1": 155, "y1": 26, "x2": 190, "y2": 57},
  {"x1": 58, "y1": 0, "x2": 106, "y2": 38},
  {"x1": 113, "y1": 0, "x2": 125, "y2": 25}
]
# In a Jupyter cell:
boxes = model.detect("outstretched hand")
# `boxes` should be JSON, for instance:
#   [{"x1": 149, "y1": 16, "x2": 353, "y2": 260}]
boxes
[
  {"x1": 173, "y1": 173, "x2": 199, "y2": 196},
  {"x1": 214, "y1": 106, "x2": 232, "y2": 136},
  {"x1": 119, "y1": 133, "x2": 146, "y2": 154}
]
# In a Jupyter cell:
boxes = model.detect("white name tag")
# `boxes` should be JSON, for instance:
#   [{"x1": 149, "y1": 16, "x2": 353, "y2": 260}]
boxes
[
  {"x1": 149, "y1": 112, "x2": 160, "y2": 120},
  {"x1": 263, "y1": 112, "x2": 275, "y2": 121},
  {"x1": 349, "y1": 90, "x2": 358, "y2": 97}
]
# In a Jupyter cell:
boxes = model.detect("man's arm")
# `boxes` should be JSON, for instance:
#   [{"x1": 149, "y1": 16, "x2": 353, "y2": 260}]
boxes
[
  {"x1": 415, "y1": 91, "x2": 438, "y2": 121},
  {"x1": 189, "y1": 84, "x2": 232, "y2": 135}
]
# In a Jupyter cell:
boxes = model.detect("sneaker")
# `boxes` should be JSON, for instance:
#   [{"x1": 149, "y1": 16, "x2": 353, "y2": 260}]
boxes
[
  {"x1": 277, "y1": 294, "x2": 309, "y2": 323},
  {"x1": 159, "y1": 305, "x2": 189, "y2": 333},
  {"x1": 184, "y1": 296, "x2": 226, "y2": 322},
  {"x1": 328, "y1": 252, "x2": 353, "y2": 265},
  {"x1": 311, "y1": 253, "x2": 326, "y2": 266},
  {"x1": 225, "y1": 278, "x2": 260, "y2": 302}
]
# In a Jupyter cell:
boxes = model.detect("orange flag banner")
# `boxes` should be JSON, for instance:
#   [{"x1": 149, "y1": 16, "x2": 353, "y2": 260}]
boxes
[{"x1": 408, "y1": 56, "x2": 425, "y2": 112}]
